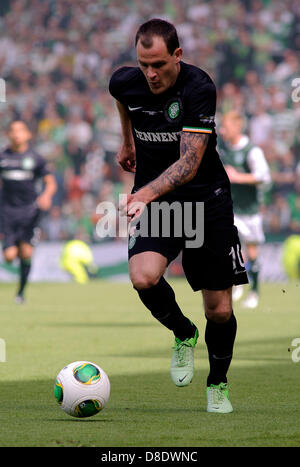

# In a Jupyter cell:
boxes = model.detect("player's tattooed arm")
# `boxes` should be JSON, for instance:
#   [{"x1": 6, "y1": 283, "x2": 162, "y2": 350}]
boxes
[{"x1": 136, "y1": 132, "x2": 209, "y2": 203}]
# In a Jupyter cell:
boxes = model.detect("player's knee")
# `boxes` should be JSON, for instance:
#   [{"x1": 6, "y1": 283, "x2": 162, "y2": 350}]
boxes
[
  {"x1": 205, "y1": 301, "x2": 232, "y2": 323},
  {"x1": 18, "y1": 243, "x2": 33, "y2": 260},
  {"x1": 203, "y1": 288, "x2": 232, "y2": 323},
  {"x1": 3, "y1": 247, "x2": 18, "y2": 262},
  {"x1": 4, "y1": 254, "x2": 15, "y2": 263},
  {"x1": 130, "y1": 270, "x2": 160, "y2": 290}
]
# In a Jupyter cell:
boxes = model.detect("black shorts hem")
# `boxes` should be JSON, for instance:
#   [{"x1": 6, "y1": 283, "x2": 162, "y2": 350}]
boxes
[
  {"x1": 189, "y1": 272, "x2": 249, "y2": 292},
  {"x1": 1, "y1": 207, "x2": 41, "y2": 250},
  {"x1": 2, "y1": 236, "x2": 37, "y2": 250},
  {"x1": 128, "y1": 242, "x2": 180, "y2": 265}
]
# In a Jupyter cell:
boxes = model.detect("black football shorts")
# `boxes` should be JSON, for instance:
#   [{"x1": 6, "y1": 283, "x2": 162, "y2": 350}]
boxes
[
  {"x1": 128, "y1": 189, "x2": 249, "y2": 291},
  {"x1": 1, "y1": 204, "x2": 41, "y2": 250}
]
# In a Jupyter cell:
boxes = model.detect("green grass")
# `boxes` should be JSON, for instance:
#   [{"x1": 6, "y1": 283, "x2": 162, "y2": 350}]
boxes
[{"x1": 0, "y1": 279, "x2": 299, "y2": 447}]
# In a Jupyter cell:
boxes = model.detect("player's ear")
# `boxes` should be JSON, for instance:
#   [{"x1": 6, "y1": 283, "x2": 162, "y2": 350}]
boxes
[{"x1": 173, "y1": 47, "x2": 183, "y2": 63}]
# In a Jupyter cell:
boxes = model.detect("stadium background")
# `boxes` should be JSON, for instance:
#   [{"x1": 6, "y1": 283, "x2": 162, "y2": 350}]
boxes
[{"x1": 0, "y1": 0, "x2": 299, "y2": 282}]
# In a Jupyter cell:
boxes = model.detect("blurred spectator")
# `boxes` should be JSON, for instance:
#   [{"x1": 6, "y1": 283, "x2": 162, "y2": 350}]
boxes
[
  {"x1": 262, "y1": 193, "x2": 291, "y2": 233},
  {"x1": 41, "y1": 206, "x2": 68, "y2": 241},
  {"x1": 65, "y1": 110, "x2": 93, "y2": 149},
  {"x1": 288, "y1": 192, "x2": 300, "y2": 232},
  {"x1": 287, "y1": 175, "x2": 300, "y2": 233},
  {"x1": 271, "y1": 150, "x2": 297, "y2": 195},
  {"x1": 64, "y1": 138, "x2": 85, "y2": 175},
  {"x1": 249, "y1": 102, "x2": 273, "y2": 148}
]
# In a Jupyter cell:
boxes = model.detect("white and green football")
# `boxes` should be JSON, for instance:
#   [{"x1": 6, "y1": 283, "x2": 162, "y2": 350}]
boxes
[{"x1": 54, "y1": 361, "x2": 110, "y2": 418}]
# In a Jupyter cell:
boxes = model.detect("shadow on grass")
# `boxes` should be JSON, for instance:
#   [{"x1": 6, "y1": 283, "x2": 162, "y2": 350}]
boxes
[{"x1": 0, "y1": 362, "x2": 299, "y2": 447}]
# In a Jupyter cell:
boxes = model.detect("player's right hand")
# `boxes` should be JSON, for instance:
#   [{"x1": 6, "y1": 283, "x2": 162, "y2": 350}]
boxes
[
  {"x1": 117, "y1": 143, "x2": 136, "y2": 173},
  {"x1": 118, "y1": 193, "x2": 146, "y2": 223},
  {"x1": 36, "y1": 193, "x2": 52, "y2": 211}
]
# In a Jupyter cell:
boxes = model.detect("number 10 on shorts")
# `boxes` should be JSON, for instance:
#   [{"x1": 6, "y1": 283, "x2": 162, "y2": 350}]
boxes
[{"x1": 229, "y1": 244, "x2": 245, "y2": 274}]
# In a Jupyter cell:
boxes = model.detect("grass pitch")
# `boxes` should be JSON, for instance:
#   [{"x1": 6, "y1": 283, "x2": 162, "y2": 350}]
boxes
[{"x1": 0, "y1": 279, "x2": 299, "y2": 447}]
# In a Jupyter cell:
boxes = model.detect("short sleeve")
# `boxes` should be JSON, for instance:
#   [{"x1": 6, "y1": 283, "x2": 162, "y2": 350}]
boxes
[
  {"x1": 109, "y1": 67, "x2": 129, "y2": 104},
  {"x1": 247, "y1": 146, "x2": 271, "y2": 184},
  {"x1": 34, "y1": 155, "x2": 51, "y2": 178},
  {"x1": 182, "y1": 81, "x2": 216, "y2": 135}
]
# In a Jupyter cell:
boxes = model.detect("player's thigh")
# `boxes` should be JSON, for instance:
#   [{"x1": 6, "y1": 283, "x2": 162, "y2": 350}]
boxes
[
  {"x1": 129, "y1": 251, "x2": 168, "y2": 289},
  {"x1": 128, "y1": 223, "x2": 182, "y2": 289},
  {"x1": 20, "y1": 210, "x2": 41, "y2": 248},
  {"x1": 202, "y1": 287, "x2": 232, "y2": 322},
  {"x1": 2, "y1": 216, "x2": 18, "y2": 254}
]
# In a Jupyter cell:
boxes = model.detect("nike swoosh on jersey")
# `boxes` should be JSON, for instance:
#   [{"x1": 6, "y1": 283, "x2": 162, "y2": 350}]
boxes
[{"x1": 128, "y1": 105, "x2": 143, "y2": 111}]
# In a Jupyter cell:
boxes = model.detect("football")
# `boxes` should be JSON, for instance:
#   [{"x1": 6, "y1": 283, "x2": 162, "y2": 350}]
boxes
[{"x1": 54, "y1": 361, "x2": 110, "y2": 418}]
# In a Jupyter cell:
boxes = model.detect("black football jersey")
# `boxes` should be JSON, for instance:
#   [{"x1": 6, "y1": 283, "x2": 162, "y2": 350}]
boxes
[
  {"x1": 0, "y1": 146, "x2": 50, "y2": 207},
  {"x1": 109, "y1": 61, "x2": 230, "y2": 201}
]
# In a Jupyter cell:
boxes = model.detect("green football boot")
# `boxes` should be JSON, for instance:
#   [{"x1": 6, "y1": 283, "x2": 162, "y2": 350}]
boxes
[
  {"x1": 206, "y1": 382, "x2": 233, "y2": 413},
  {"x1": 170, "y1": 327, "x2": 199, "y2": 387}
]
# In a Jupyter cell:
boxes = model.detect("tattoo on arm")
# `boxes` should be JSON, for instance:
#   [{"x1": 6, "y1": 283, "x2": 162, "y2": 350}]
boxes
[{"x1": 146, "y1": 132, "x2": 209, "y2": 199}]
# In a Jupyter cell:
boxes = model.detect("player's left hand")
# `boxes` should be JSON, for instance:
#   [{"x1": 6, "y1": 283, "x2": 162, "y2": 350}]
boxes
[{"x1": 36, "y1": 193, "x2": 52, "y2": 211}]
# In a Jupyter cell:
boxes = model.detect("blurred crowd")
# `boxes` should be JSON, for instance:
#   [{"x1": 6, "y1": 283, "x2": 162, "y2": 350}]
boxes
[{"x1": 0, "y1": 0, "x2": 299, "y2": 243}]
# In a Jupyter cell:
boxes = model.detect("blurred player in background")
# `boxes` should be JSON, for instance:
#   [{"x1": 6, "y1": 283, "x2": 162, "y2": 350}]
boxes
[
  {"x1": 60, "y1": 239, "x2": 98, "y2": 284},
  {"x1": 282, "y1": 235, "x2": 300, "y2": 280},
  {"x1": 0, "y1": 120, "x2": 57, "y2": 303},
  {"x1": 219, "y1": 110, "x2": 271, "y2": 309}
]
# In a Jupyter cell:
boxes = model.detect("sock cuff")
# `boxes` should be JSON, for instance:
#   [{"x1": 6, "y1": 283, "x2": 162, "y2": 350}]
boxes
[
  {"x1": 134, "y1": 276, "x2": 167, "y2": 295},
  {"x1": 205, "y1": 310, "x2": 236, "y2": 325}
]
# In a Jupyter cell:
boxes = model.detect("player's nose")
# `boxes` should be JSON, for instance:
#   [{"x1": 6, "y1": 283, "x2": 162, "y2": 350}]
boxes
[{"x1": 146, "y1": 67, "x2": 157, "y2": 80}]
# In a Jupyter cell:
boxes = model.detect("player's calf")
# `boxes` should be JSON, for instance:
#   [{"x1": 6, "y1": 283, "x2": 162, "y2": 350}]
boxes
[{"x1": 15, "y1": 244, "x2": 33, "y2": 303}]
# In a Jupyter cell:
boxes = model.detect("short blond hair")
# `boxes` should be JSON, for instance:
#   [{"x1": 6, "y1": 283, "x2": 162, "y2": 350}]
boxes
[{"x1": 222, "y1": 110, "x2": 244, "y2": 125}]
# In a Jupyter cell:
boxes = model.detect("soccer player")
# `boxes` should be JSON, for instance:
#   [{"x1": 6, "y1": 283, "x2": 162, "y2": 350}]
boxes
[
  {"x1": 0, "y1": 120, "x2": 57, "y2": 303},
  {"x1": 109, "y1": 19, "x2": 248, "y2": 413},
  {"x1": 282, "y1": 235, "x2": 300, "y2": 280},
  {"x1": 219, "y1": 111, "x2": 271, "y2": 309},
  {"x1": 60, "y1": 239, "x2": 98, "y2": 284}
]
